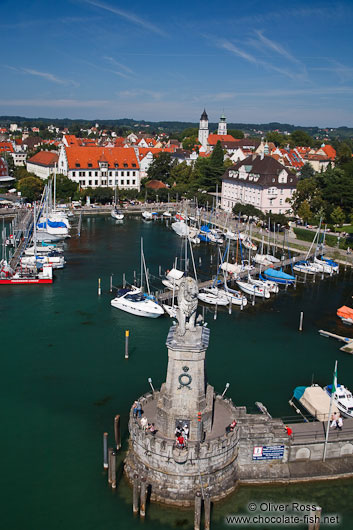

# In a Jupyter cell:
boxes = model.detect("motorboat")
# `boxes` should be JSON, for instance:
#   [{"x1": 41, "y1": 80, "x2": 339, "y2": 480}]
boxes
[
  {"x1": 314, "y1": 256, "x2": 339, "y2": 274},
  {"x1": 37, "y1": 218, "x2": 70, "y2": 238},
  {"x1": 111, "y1": 208, "x2": 124, "y2": 220},
  {"x1": 197, "y1": 287, "x2": 229, "y2": 306},
  {"x1": 293, "y1": 260, "x2": 322, "y2": 275},
  {"x1": 199, "y1": 225, "x2": 222, "y2": 244},
  {"x1": 337, "y1": 306, "x2": 353, "y2": 325},
  {"x1": 248, "y1": 276, "x2": 279, "y2": 294},
  {"x1": 175, "y1": 212, "x2": 188, "y2": 221},
  {"x1": 21, "y1": 252, "x2": 65, "y2": 270},
  {"x1": 261, "y1": 268, "x2": 295, "y2": 285},
  {"x1": 0, "y1": 261, "x2": 53, "y2": 285},
  {"x1": 162, "y1": 268, "x2": 184, "y2": 290},
  {"x1": 163, "y1": 304, "x2": 178, "y2": 318},
  {"x1": 24, "y1": 243, "x2": 64, "y2": 256},
  {"x1": 111, "y1": 286, "x2": 164, "y2": 318},
  {"x1": 163, "y1": 211, "x2": 172, "y2": 218},
  {"x1": 236, "y1": 280, "x2": 270, "y2": 298},
  {"x1": 172, "y1": 221, "x2": 189, "y2": 237},
  {"x1": 290, "y1": 384, "x2": 339, "y2": 422},
  {"x1": 324, "y1": 384, "x2": 353, "y2": 419},
  {"x1": 242, "y1": 237, "x2": 257, "y2": 251}
]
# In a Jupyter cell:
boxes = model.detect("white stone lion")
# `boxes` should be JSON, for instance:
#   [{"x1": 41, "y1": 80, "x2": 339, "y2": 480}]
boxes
[{"x1": 176, "y1": 277, "x2": 198, "y2": 335}]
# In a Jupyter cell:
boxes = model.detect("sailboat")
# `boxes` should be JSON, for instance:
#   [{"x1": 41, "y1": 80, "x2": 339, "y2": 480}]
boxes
[
  {"x1": 236, "y1": 279, "x2": 270, "y2": 298},
  {"x1": 111, "y1": 187, "x2": 124, "y2": 220},
  {"x1": 110, "y1": 238, "x2": 164, "y2": 318}
]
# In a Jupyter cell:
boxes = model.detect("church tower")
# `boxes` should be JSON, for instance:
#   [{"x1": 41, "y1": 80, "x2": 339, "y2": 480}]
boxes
[
  {"x1": 198, "y1": 109, "x2": 209, "y2": 149},
  {"x1": 217, "y1": 113, "x2": 227, "y2": 136}
]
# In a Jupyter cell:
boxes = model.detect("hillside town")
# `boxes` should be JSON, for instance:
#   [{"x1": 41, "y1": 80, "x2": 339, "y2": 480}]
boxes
[{"x1": 0, "y1": 110, "x2": 352, "y2": 229}]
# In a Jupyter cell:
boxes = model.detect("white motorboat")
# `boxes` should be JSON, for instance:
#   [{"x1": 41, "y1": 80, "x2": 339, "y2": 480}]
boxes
[
  {"x1": 314, "y1": 256, "x2": 338, "y2": 274},
  {"x1": 163, "y1": 210, "x2": 172, "y2": 218},
  {"x1": 324, "y1": 383, "x2": 353, "y2": 419},
  {"x1": 253, "y1": 254, "x2": 273, "y2": 266},
  {"x1": 24, "y1": 243, "x2": 64, "y2": 256},
  {"x1": 236, "y1": 280, "x2": 270, "y2": 298},
  {"x1": 162, "y1": 268, "x2": 184, "y2": 290},
  {"x1": 293, "y1": 260, "x2": 322, "y2": 275},
  {"x1": 111, "y1": 286, "x2": 164, "y2": 318},
  {"x1": 142, "y1": 211, "x2": 153, "y2": 220},
  {"x1": 248, "y1": 276, "x2": 279, "y2": 294},
  {"x1": 242, "y1": 237, "x2": 257, "y2": 251},
  {"x1": 222, "y1": 286, "x2": 248, "y2": 306},
  {"x1": 172, "y1": 221, "x2": 189, "y2": 237},
  {"x1": 163, "y1": 304, "x2": 178, "y2": 318},
  {"x1": 21, "y1": 252, "x2": 65, "y2": 269},
  {"x1": 266, "y1": 254, "x2": 281, "y2": 264},
  {"x1": 197, "y1": 287, "x2": 229, "y2": 306},
  {"x1": 111, "y1": 208, "x2": 124, "y2": 220}
]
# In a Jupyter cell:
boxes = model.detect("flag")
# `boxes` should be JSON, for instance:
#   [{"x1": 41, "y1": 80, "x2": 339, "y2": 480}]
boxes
[{"x1": 332, "y1": 361, "x2": 338, "y2": 394}]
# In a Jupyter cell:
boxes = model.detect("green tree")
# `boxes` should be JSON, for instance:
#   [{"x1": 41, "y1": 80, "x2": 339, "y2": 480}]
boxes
[
  {"x1": 17, "y1": 176, "x2": 44, "y2": 201},
  {"x1": 182, "y1": 136, "x2": 199, "y2": 151},
  {"x1": 147, "y1": 152, "x2": 173, "y2": 182},
  {"x1": 297, "y1": 200, "x2": 312, "y2": 224},
  {"x1": 331, "y1": 206, "x2": 346, "y2": 229},
  {"x1": 53, "y1": 174, "x2": 78, "y2": 201},
  {"x1": 228, "y1": 129, "x2": 244, "y2": 139},
  {"x1": 299, "y1": 162, "x2": 315, "y2": 179},
  {"x1": 336, "y1": 142, "x2": 352, "y2": 164},
  {"x1": 232, "y1": 203, "x2": 264, "y2": 219},
  {"x1": 265, "y1": 131, "x2": 287, "y2": 147},
  {"x1": 290, "y1": 130, "x2": 313, "y2": 147}
]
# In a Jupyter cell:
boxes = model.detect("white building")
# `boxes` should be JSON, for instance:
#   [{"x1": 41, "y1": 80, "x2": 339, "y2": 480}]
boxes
[
  {"x1": 217, "y1": 113, "x2": 227, "y2": 135},
  {"x1": 221, "y1": 154, "x2": 298, "y2": 215},
  {"x1": 198, "y1": 109, "x2": 209, "y2": 150},
  {"x1": 58, "y1": 145, "x2": 140, "y2": 190},
  {"x1": 26, "y1": 151, "x2": 59, "y2": 179}
]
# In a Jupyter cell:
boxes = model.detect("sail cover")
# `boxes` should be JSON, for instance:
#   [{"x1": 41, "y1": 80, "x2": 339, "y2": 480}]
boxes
[
  {"x1": 294, "y1": 385, "x2": 338, "y2": 422},
  {"x1": 337, "y1": 306, "x2": 353, "y2": 320}
]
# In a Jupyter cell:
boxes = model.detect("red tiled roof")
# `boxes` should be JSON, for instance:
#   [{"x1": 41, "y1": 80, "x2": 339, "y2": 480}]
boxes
[
  {"x1": 208, "y1": 134, "x2": 237, "y2": 145},
  {"x1": 65, "y1": 147, "x2": 139, "y2": 170},
  {"x1": 27, "y1": 151, "x2": 59, "y2": 166},
  {"x1": 321, "y1": 144, "x2": 336, "y2": 160},
  {"x1": 145, "y1": 179, "x2": 167, "y2": 189},
  {"x1": 0, "y1": 142, "x2": 13, "y2": 152},
  {"x1": 138, "y1": 147, "x2": 175, "y2": 160}
]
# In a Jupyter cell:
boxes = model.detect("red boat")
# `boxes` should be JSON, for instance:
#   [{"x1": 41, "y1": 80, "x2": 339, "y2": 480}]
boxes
[{"x1": 0, "y1": 261, "x2": 53, "y2": 285}]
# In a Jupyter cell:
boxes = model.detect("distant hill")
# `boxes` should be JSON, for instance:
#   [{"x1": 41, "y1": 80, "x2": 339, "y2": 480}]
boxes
[{"x1": 0, "y1": 116, "x2": 352, "y2": 137}]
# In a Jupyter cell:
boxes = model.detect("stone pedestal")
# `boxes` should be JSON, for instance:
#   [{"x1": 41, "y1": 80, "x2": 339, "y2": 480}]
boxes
[{"x1": 156, "y1": 324, "x2": 214, "y2": 440}]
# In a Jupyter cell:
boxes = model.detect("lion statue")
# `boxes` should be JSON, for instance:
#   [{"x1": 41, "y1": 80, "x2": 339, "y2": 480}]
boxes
[{"x1": 176, "y1": 276, "x2": 199, "y2": 335}]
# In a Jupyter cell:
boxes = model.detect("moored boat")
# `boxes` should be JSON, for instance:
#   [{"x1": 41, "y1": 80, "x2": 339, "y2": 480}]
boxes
[
  {"x1": 111, "y1": 286, "x2": 164, "y2": 318},
  {"x1": 324, "y1": 383, "x2": 353, "y2": 419},
  {"x1": 337, "y1": 306, "x2": 353, "y2": 325},
  {"x1": 262, "y1": 268, "x2": 295, "y2": 285}
]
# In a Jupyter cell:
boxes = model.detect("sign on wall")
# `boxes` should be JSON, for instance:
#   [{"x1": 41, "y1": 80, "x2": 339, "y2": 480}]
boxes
[{"x1": 252, "y1": 445, "x2": 284, "y2": 461}]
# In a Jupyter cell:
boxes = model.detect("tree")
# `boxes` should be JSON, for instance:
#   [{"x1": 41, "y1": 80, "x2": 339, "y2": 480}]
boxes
[
  {"x1": 265, "y1": 131, "x2": 287, "y2": 147},
  {"x1": 290, "y1": 130, "x2": 313, "y2": 147},
  {"x1": 147, "y1": 152, "x2": 173, "y2": 182},
  {"x1": 53, "y1": 174, "x2": 78, "y2": 201},
  {"x1": 336, "y1": 142, "x2": 352, "y2": 164},
  {"x1": 232, "y1": 203, "x2": 264, "y2": 219},
  {"x1": 297, "y1": 200, "x2": 312, "y2": 224},
  {"x1": 17, "y1": 176, "x2": 44, "y2": 201},
  {"x1": 228, "y1": 129, "x2": 244, "y2": 139},
  {"x1": 331, "y1": 206, "x2": 346, "y2": 229},
  {"x1": 182, "y1": 136, "x2": 199, "y2": 151},
  {"x1": 299, "y1": 162, "x2": 315, "y2": 179}
]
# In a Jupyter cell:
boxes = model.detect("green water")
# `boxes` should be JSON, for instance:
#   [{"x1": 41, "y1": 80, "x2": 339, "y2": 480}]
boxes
[{"x1": 1, "y1": 215, "x2": 353, "y2": 530}]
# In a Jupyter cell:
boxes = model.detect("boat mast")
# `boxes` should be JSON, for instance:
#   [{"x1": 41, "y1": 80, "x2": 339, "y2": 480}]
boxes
[
  {"x1": 53, "y1": 165, "x2": 57, "y2": 212},
  {"x1": 140, "y1": 237, "x2": 144, "y2": 291}
]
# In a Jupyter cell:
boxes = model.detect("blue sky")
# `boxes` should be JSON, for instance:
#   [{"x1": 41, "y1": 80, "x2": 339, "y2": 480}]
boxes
[{"x1": 1, "y1": 0, "x2": 353, "y2": 126}]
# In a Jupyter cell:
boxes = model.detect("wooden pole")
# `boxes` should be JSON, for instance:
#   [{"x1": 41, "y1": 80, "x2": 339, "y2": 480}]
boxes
[
  {"x1": 110, "y1": 274, "x2": 113, "y2": 293},
  {"x1": 125, "y1": 330, "x2": 129, "y2": 359},
  {"x1": 299, "y1": 311, "x2": 304, "y2": 331},
  {"x1": 111, "y1": 451, "x2": 117, "y2": 489},
  {"x1": 308, "y1": 506, "x2": 322, "y2": 529},
  {"x1": 204, "y1": 493, "x2": 211, "y2": 530},
  {"x1": 98, "y1": 277, "x2": 101, "y2": 296},
  {"x1": 194, "y1": 491, "x2": 202, "y2": 530},
  {"x1": 133, "y1": 475, "x2": 139, "y2": 514},
  {"x1": 123, "y1": 272, "x2": 126, "y2": 288},
  {"x1": 103, "y1": 432, "x2": 108, "y2": 469},
  {"x1": 108, "y1": 447, "x2": 113, "y2": 483},
  {"x1": 114, "y1": 415, "x2": 121, "y2": 450},
  {"x1": 140, "y1": 477, "x2": 147, "y2": 518}
]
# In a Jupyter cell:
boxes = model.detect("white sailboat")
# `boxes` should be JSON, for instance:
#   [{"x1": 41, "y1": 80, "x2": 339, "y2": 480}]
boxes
[
  {"x1": 198, "y1": 287, "x2": 229, "y2": 306},
  {"x1": 111, "y1": 187, "x2": 124, "y2": 220},
  {"x1": 236, "y1": 279, "x2": 271, "y2": 298},
  {"x1": 248, "y1": 275, "x2": 279, "y2": 294},
  {"x1": 110, "y1": 238, "x2": 164, "y2": 318}
]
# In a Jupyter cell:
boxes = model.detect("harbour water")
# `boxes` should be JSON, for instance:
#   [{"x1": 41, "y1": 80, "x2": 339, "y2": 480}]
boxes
[{"x1": 1, "y1": 215, "x2": 353, "y2": 530}]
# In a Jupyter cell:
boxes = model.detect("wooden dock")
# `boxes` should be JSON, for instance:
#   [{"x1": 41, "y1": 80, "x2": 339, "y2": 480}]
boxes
[{"x1": 319, "y1": 330, "x2": 353, "y2": 354}]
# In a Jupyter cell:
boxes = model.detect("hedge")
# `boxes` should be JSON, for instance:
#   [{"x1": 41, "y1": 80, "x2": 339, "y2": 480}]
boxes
[{"x1": 293, "y1": 227, "x2": 350, "y2": 250}]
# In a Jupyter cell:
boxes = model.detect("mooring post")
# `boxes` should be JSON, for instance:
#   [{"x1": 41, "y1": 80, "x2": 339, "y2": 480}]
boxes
[
  {"x1": 299, "y1": 311, "x2": 304, "y2": 331},
  {"x1": 108, "y1": 447, "x2": 113, "y2": 484},
  {"x1": 103, "y1": 432, "x2": 108, "y2": 469},
  {"x1": 199, "y1": 256, "x2": 202, "y2": 266},
  {"x1": 133, "y1": 475, "x2": 139, "y2": 514},
  {"x1": 159, "y1": 265, "x2": 162, "y2": 276},
  {"x1": 110, "y1": 274, "x2": 113, "y2": 293},
  {"x1": 194, "y1": 491, "x2": 202, "y2": 530},
  {"x1": 140, "y1": 477, "x2": 147, "y2": 518},
  {"x1": 114, "y1": 414, "x2": 121, "y2": 450},
  {"x1": 228, "y1": 299, "x2": 232, "y2": 314},
  {"x1": 204, "y1": 493, "x2": 211, "y2": 530},
  {"x1": 210, "y1": 254, "x2": 213, "y2": 264},
  {"x1": 214, "y1": 304, "x2": 217, "y2": 320},
  {"x1": 308, "y1": 506, "x2": 322, "y2": 530},
  {"x1": 111, "y1": 451, "x2": 117, "y2": 489},
  {"x1": 125, "y1": 330, "x2": 129, "y2": 359},
  {"x1": 98, "y1": 277, "x2": 101, "y2": 296},
  {"x1": 123, "y1": 272, "x2": 126, "y2": 288},
  {"x1": 133, "y1": 270, "x2": 136, "y2": 285}
]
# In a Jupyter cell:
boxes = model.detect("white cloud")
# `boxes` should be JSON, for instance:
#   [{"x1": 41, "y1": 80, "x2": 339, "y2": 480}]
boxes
[{"x1": 84, "y1": 0, "x2": 167, "y2": 37}]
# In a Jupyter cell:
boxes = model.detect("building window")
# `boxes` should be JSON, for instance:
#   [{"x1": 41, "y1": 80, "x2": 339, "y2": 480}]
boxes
[
  {"x1": 115, "y1": 171, "x2": 119, "y2": 176},
  {"x1": 126, "y1": 180, "x2": 130, "y2": 185},
  {"x1": 132, "y1": 180, "x2": 136, "y2": 185},
  {"x1": 121, "y1": 171, "x2": 124, "y2": 176},
  {"x1": 76, "y1": 163, "x2": 80, "y2": 168},
  {"x1": 88, "y1": 171, "x2": 91, "y2": 177},
  {"x1": 280, "y1": 199, "x2": 283, "y2": 205},
  {"x1": 127, "y1": 171, "x2": 130, "y2": 176},
  {"x1": 72, "y1": 171, "x2": 75, "y2": 177},
  {"x1": 95, "y1": 171, "x2": 98, "y2": 176},
  {"x1": 95, "y1": 180, "x2": 98, "y2": 185},
  {"x1": 280, "y1": 189, "x2": 283, "y2": 195},
  {"x1": 88, "y1": 163, "x2": 92, "y2": 168},
  {"x1": 109, "y1": 171, "x2": 112, "y2": 176},
  {"x1": 115, "y1": 179, "x2": 118, "y2": 185},
  {"x1": 109, "y1": 180, "x2": 112, "y2": 185},
  {"x1": 102, "y1": 180, "x2": 106, "y2": 185},
  {"x1": 120, "y1": 180, "x2": 125, "y2": 186},
  {"x1": 132, "y1": 171, "x2": 136, "y2": 176},
  {"x1": 89, "y1": 180, "x2": 92, "y2": 185}
]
